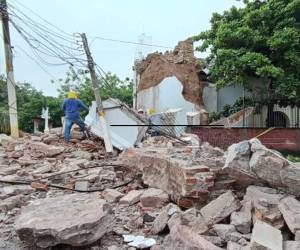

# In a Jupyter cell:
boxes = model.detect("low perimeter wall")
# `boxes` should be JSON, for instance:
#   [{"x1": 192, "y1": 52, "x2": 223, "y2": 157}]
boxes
[{"x1": 191, "y1": 127, "x2": 300, "y2": 153}]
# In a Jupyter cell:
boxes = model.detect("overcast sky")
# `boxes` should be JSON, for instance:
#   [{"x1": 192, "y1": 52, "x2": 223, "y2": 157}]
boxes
[{"x1": 0, "y1": 0, "x2": 243, "y2": 97}]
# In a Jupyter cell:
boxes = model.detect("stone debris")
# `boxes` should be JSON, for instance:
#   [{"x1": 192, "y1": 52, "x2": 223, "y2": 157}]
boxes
[
  {"x1": 1, "y1": 133, "x2": 300, "y2": 249},
  {"x1": 231, "y1": 201, "x2": 252, "y2": 234},
  {"x1": 15, "y1": 193, "x2": 114, "y2": 248},
  {"x1": 199, "y1": 190, "x2": 241, "y2": 227},
  {"x1": 0, "y1": 194, "x2": 26, "y2": 212},
  {"x1": 162, "y1": 225, "x2": 223, "y2": 250},
  {"x1": 151, "y1": 203, "x2": 181, "y2": 234},
  {"x1": 224, "y1": 139, "x2": 300, "y2": 195},
  {"x1": 278, "y1": 196, "x2": 300, "y2": 234},
  {"x1": 120, "y1": 139, "x2": 226, "y2": 207},
  {"x1": 119, "y1": 189, "x2": 144, "y2": 206},
  {"x1": 227, "y1": 241, "x2": 249, "y2": 250},
  {"x1": 140, "y1": 188, "x2": 169, "y2": 208},
  {"x1": 0, "y1": 134, "x2": 13, "y2": 146},
  {"x1": 28, "y1": 141, "x2": 65, "y2": 157},
  {"x1": 283, "y1": 241, "x2": 300, "y2": 250},
  {"x1": 250, "y1": 220, "x2": 283, "y2": 250},
  {"x1": 102, "y1": 188, "x2": 124, "y2": 203}
]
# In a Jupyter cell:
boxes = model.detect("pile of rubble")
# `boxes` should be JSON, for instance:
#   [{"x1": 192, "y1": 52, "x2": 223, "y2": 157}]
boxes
[{"x1": 1, "y1": 130, "x2": 300, "y2": 249}]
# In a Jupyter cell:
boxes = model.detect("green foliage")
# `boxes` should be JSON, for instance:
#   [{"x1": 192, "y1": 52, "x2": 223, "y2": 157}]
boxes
[
  {"x1": 57, "y1": 68, "x2": 133, "y2": 107},
  {"x1": 0, "y1": 67, "x2": 133, "y2": 133},
  {"x1": 0, "y1": 77, "x2": 63, "y2": 133},
  {"x1": 209, "y1": 97, "x2": 255, "y2": 122},
  {"x1": 287, "y1": 154, "x2": 300, "y2": 162},
  {"x1": 194, "y1": 0, "x2": 300, "y2": 105}
]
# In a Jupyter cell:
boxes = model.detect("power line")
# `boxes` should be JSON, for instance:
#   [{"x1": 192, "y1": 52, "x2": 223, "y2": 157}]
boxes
[
  {"x1": 10, "y1": 17, "x2": 87, "y2": 69},
  {"x1": 7, "y1": 4, "x2": 83, "y2": 53},
  {"x1": 9, "y1": 19, "x2": 70, "y2": 66},
  {"x1": 90, "y1": 36, "x2": 172, "y2": 49},
  {"x1": 9, "y1": 0, "x2": 73, "y2": 38},
  {"x1": 6, "y1": 3, "x2": 86, "y2": 67},
  {"x1": 14, "y1": 45, "x2": 58, "y2": 81}
]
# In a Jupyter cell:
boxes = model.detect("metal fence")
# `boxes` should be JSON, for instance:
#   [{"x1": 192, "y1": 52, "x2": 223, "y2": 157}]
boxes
[{"x1": 210, "y1": 101, "x2": 300, "y2": 129}]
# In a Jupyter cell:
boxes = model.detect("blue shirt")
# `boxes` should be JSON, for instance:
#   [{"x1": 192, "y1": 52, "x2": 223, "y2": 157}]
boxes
[{"x1": 62, "y1": 98, "x2": 89, "y2": 119}]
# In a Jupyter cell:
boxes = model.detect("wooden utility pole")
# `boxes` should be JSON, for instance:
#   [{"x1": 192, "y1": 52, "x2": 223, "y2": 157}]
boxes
[
  {"x1": 81, "y1": 33, "x2": 113, "y2": 153},
  {"x1": 0, "y1": 0, "x2": 19, "y2": 138}
]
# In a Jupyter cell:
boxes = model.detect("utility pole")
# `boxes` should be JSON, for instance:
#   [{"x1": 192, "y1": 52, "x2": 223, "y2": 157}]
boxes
[
  {"x1": 81, "y1": 33, "x2": 113, "y2": 153},
  {"x1": 0, "y1": 0, "x2": 19, "y2": 138}
]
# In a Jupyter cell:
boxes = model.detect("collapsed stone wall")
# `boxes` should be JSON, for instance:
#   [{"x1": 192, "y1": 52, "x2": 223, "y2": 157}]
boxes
[
  {"x1": 135, "y1": 38, "x2": 204, "y2": 107},
  {"x1": 119, "y1": 138, "x2": 227, "y2": 208}
]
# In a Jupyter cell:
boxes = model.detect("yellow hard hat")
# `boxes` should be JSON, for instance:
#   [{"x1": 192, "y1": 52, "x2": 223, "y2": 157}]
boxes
[{"x1": 68, "y1": 91, "x2": 78, "y2": 99}]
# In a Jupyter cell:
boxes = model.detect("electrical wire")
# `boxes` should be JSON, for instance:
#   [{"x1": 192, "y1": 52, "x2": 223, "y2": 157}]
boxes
[
  {"x1": 7, "y1": 7, "x2": 84, "y2": 56},
  {"x1": 0, "y1": 163, "x2": 135, "y2": 193},
  {"x1": 9, "y1": 0, "x2": 172, "y2": 50},
  {"x1": 6, "y1": 4, "x2": 86, "y2": 67},
  {"x1": 9, "y1": 0, "x2": 74, "y2": 38},
  {"x1": 90, "y1": 36, "x2": 172, "y2": 49},
  {"x1": 10, "y1": 19, "x2": 88, "y2": 72},
  {"x1": 14, "y1": 45, "x2": 58, "y2": 81}
]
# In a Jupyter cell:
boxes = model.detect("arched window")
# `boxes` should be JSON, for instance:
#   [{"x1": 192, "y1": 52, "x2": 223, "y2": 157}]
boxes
[{"x1": 266, "y1": 111, "x2": 290, "y2": 128}]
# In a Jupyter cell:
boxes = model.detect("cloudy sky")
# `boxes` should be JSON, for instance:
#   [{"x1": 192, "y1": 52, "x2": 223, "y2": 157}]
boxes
[{"x1": 0, "y1": 0, "x2": 243, "y2": 97}]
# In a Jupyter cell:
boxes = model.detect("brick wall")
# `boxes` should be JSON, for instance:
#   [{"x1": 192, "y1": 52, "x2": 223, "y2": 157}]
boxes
[{"x1": 191, "y1": 128, "x2": 300, "y2": 152}]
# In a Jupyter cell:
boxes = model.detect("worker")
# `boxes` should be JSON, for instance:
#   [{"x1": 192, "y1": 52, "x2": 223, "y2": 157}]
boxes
[{"x1": 62, "y1": 91, "x2": 89, "y2": 142}]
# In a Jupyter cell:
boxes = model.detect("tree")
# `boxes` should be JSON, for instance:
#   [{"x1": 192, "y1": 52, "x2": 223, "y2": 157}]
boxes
[
  {"x1": 194, "y1": 0, "x2": 300, "y2": 106},
  {"x1": 57, "y1": 68, "x2": 133, "y2": 107},
  {"x1": 0, "y1": 68, "x2": 133, "y2": 133},
  {"x1": 0, "y1": 76, "x2": 63, "y2": 133}
]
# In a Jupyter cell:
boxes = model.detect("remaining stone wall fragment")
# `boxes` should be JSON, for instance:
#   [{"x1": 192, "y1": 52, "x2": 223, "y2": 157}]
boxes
[
  {"x1": 140, "y1": 188, "x2": 169, "y2": 208},
  {"x1": 162, "y1": 225, "x2": 223, "y2": 250},
  {"x1": 15, "y1": 193, "x2": 114, "y2": 248},
  {"x1": 278, "y1": 196, "x2": 300, "y2": 234},
  {"x1": 193, "y1": 142, "x2": 225, "y2": 170},
  {"x1": 135, "y1": 38, "x2": 204, "y2": 107},
  {"x1": 119, "y1": 190, "x2": 144, "y2": 206},
  {"x1": 119, "y1": 147, "x2": 215, "y2": 207},
  {"x1": 231, "y1": 201, "x2": 252, "y2": 234},
  {"x1": 250, "y1": 220, "x2": 282, "y2": 250},
  {"x1": 200, "y1": 191, "x2": 241, "y2": 226}
]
